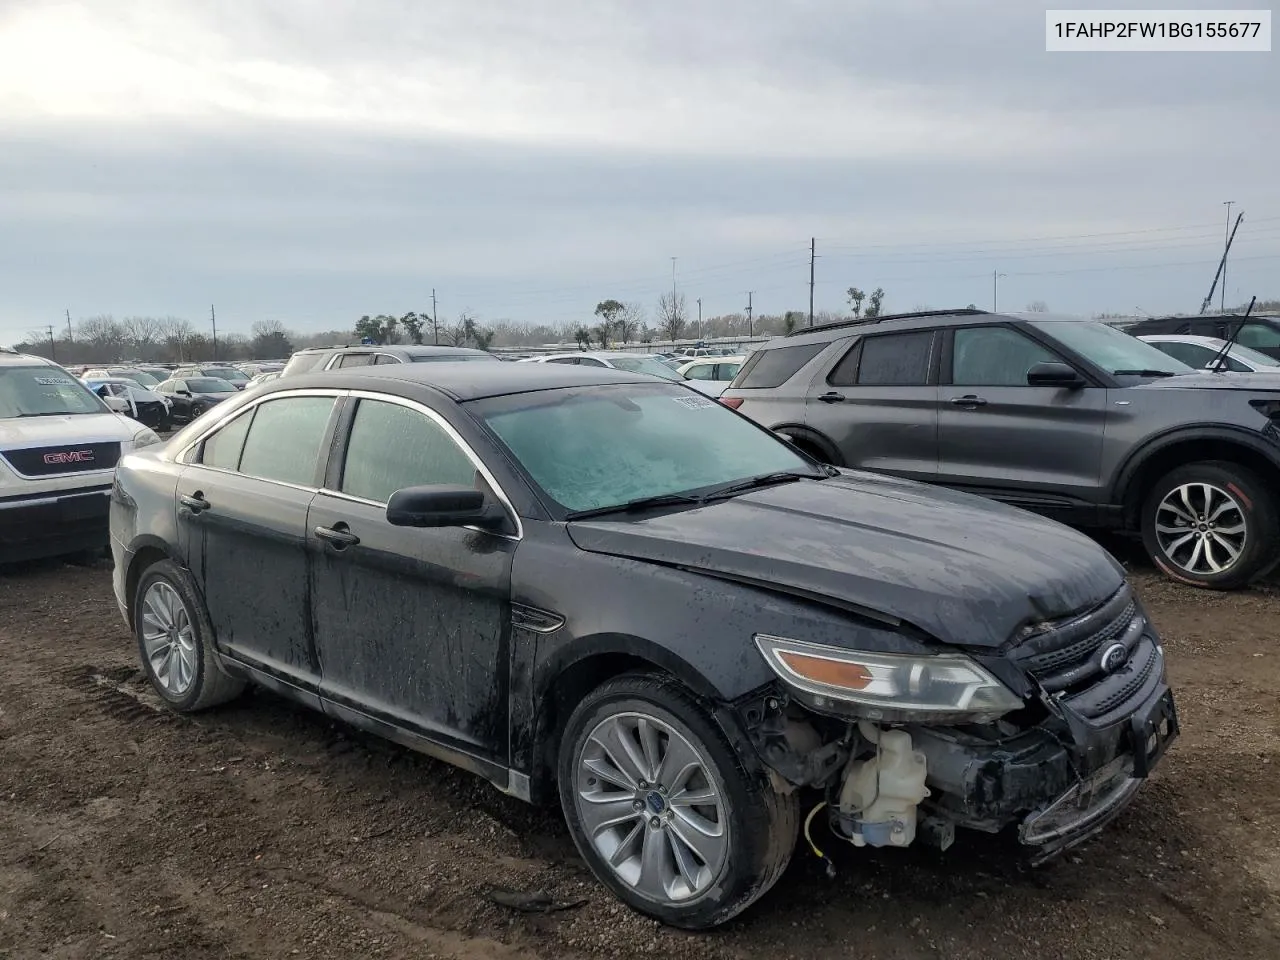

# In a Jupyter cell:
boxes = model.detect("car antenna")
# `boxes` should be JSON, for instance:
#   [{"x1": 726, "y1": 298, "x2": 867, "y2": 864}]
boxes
[{"x1": 1208, "y1": 295, "x2": 1256, "y2": 373}]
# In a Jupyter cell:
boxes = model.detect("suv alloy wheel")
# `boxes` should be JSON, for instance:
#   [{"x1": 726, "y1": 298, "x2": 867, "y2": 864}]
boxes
[{"x1": 1141, "y1": 461, "x2": 1280, "y2": 589}]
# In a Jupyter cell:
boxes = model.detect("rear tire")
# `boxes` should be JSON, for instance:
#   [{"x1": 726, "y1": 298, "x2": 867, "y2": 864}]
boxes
[
  {"x1": 558, "y1": 673, "x2": 798, "y2": 929},
  {"x1": 1141, "y1": 461, "x2": 1279, "y2": 589},
  {"x1": 133, "y1": 559, "x2": 245, "y2": 711}
]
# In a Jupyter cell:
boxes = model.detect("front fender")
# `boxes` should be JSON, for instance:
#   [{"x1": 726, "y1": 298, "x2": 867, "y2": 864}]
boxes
[{"x1": 1110, "y1": 423, "x2": 1280, "y2": 503}]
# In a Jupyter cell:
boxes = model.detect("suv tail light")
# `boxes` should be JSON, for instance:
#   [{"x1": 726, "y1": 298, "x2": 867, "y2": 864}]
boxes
[{"x1": 719, "y1": 397, "x2": 744, "y2": 410}]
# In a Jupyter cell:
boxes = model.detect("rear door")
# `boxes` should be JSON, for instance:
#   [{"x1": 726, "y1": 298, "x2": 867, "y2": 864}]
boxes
[
  {"x1": 937, "y1": 324, "x2": 1106, "y2": 503},
  {"x1": 177, "y1": 392, "x2": 341, "y2": 704},
  {"x1": 805, "y1": 330, "x2": 939, "y2": 479}
]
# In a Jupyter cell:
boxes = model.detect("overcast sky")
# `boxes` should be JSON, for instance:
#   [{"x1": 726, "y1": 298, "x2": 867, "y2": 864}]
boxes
[{"x1": 1, "y1": 0, "x2": 1276, "y2": 344}]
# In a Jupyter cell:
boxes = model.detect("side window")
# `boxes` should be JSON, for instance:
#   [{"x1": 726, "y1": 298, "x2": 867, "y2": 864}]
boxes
[
  {"x1": 547, "y1": 357, "x2": 579, "y2": 365},
  {"x1": 1153, "y1": 341, "x2": 1213, "y2": 367},
  {"x1": 1238, "y1": 323, "x2": 1280, "y2": 350},
  {"x1": 238, "y1": 397, "x2": 336, "y2": 486},
  {"x1": 172, "y1": 380, "x2": 188, "y2": 393},
  {"x1": 154, "y1": 381, "x2": 171, "y2": 394},
  {"x1": 718, "y1": 362, "x2": 742, "y2": 380},
  {"x1": 685, "y1": 364, "x2": 715, "y2": 380},
  {"x1": 952, "y1": 327, "x2": 1059, "y2": 386},
  {"x1": 579, "y1": 357, "x2": 607, "y2": 367},
  {"x1": 737, "y1": 342, "x2": 828, "y2": 389},
  {"x1": 337, "y1": 353, "x2": 375, "y2": 368},
  {"x1": 373, "y1": 354, "x2": 402, "y2": 365},
  {"x1": 340, "y1": 399, "x2": 477, "y2": 503},
  {"x1": 856, "y1": 332, "x2": 935, "y2": 386},
  {"x1": 200, "y1": 409, "x2": 255, "y2": 471}
]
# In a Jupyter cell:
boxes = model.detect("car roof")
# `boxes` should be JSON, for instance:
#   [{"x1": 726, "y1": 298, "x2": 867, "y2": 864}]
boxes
[
  {"x1": 679, "y1": 354, "x2": 744, "y2": 364},
  {"x1": 1138, "y1": 334, "x2": 1227, "y2": 346},
  {"x1": 0, "y1": 351, "x2": 58, "y2": 367},
  {"x1": 276, "y1": 358, "x2": 653, "y2": 401}
]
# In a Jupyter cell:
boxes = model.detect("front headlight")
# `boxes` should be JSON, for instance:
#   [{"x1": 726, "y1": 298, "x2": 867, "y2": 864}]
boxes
[
  {"x1": 131, "y1": 427, "x2": 162, "y2": 450},
  {"x1": 754, "y1": 634, "x2": 1024, "y2": 723}
]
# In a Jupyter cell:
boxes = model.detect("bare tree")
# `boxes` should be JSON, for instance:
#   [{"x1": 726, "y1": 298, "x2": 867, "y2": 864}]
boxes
[
  {"x1": 121, "y1": 316, "x2": 164, "y2": 359},
  {"x1": 617, "y1": 302, "x2": 644, "y2": 344},
  {"x1": 160, "y1": 316, "x2": 195, "y2": 362},
  {"x1": 657, "y1": 292, "x2": 687, "y2": 342},
  {"x1": 1025, "y1": 301, "x2": 1049, "y2": 312},
  {"x1": 77, "y1": 315, "x2": 126, "y2": 351}
]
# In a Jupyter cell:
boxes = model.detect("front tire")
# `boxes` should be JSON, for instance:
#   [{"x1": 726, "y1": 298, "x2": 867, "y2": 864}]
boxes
[
  {"x1": 133, "y1": 559, "x2": 245, "y2": 711},
  {"x1": 1141, "y1": 461, "x2": 1279, "y2": 589},
  {"x1": 558, "y1": 673, "x2": 798, "y2": 929}
]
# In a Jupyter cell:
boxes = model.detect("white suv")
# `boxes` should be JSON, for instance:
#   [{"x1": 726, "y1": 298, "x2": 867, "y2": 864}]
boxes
[{"x1": 0, "y1": 350, "x2": 163, "y2": 563}]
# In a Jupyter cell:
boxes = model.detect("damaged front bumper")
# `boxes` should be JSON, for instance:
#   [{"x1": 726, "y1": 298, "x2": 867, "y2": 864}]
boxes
[{"x1": 890, "y1": 681, "x2": 1177, "y2": 860}]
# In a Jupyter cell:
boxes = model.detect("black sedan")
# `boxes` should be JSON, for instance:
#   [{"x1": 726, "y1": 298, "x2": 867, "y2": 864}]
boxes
[
  {"x1": 109, "y1": 364, "x2": 1176, "y2": 928},
  {"x1": 153, "y1": 376, "x2": 239, "y2": 422}
]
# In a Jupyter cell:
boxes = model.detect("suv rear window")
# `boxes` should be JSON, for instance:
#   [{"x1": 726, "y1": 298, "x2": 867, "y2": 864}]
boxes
[
  {"x1": 281, "y1": 352, "x2": 329, "y2": 376},
  {"x1": 735, "y1": 343, "x2": 826, "y2": 389}
]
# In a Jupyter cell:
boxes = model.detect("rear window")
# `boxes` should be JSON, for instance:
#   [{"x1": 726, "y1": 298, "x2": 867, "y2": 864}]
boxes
[
  {"x1": 735, "y1": 343, "x2": 827, "y2": 389},
  {"x1": 281, "y1": 352, "x2": 329, "y2": 376}
]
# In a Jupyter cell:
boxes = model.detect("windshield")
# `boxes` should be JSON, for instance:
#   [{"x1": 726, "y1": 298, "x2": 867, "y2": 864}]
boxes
[
  {"x1": 205, "y1": 367, "x2": 248, "y2": 382},
  {"x1": 607, "y1": 356, "x2": 684, "y2": 381},
  {"x1": 474, "y1": 382, "x2": 815, "y2": 513},
  {"x1": 1211, "y1": 342, "x2": 1280, "y2": 368},
  {"x1": 189, "y1": 378, "x2": 238, "y2": 393},
  {"x1": 0, "y1": 366, "x2": 108, "y2": 418},
  {"x1": 1030, "y1": 320, "x2": 1191, "y2": 375}
]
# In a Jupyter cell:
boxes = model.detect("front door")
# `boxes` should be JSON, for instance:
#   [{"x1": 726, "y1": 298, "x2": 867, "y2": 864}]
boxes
[
  {"x1": 176, "y1": 393, "x2": 340, "y2": 704},
  {"x1": 805, "y1": 329, "x2": 940, "y2": 480},
  {"x1": 307, "y1": 395, "x2": 517, "y2": 762},
  {"x1": 938, "y1": 324, "x2": 1106, "y2": 503}
]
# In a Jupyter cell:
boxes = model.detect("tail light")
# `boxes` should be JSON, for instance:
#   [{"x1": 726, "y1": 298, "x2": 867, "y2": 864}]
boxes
[{"x1": 719, "y1": 397, "x2": 744, "y2": 410}]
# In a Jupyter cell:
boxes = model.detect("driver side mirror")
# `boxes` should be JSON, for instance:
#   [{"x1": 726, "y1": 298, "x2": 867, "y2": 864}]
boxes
[
  {"x1": 1027, "y1": 361, "x2": 1086, "y2": 389},
  {"x1": 177, "y1": 389, "x2": 191, "y2": 396},
  {"x1": 386, "y1": 484, "x2": 507, "y2": 531}
]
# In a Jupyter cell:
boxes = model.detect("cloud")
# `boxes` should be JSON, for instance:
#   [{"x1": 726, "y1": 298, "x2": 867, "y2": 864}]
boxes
[{"x1": 0, "y1": 0, "x2": 1276, "y2": 341}]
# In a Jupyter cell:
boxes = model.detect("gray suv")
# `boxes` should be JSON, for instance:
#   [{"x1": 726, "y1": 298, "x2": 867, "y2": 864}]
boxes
[{"x1": 722, "y1": 309, "x2": 1280, "y2": 589}]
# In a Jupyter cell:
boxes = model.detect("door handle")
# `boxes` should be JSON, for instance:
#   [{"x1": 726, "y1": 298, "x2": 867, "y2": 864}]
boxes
[
  {"x1": 314, "y1": 524, "x2": 360, "y2": 549},
  {"x1": 949, "y1": 395, "x2": 988, "y2": 407},
  {"x1": 180, "y1": 492, "x2": 210, "y2": 513},
  {"x1": 818, "y1": 392, "x2": 846, "y2": 404}
]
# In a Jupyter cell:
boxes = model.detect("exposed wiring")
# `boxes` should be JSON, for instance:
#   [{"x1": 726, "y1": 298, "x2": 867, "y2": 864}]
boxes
[{"x1": 803, "y1": 801, "x2": 837, "y2": 879}]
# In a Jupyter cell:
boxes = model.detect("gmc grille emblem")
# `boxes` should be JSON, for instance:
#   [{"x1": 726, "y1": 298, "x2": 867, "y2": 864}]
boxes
[{"x1": 43, "y1": 450, "x2": 95, "y2": 465}]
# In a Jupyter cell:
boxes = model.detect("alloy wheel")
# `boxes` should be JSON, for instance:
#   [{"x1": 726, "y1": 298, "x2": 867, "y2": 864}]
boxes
[
  {"x1": 1154, "y1": 482, "x2": 1248, "y2": 576},
  {"x1": 140, "y1": 580, "x2": 198, "y2": 696},
  {"x1": 575, "y1": 711, "x2": 729, "y2": 904}
]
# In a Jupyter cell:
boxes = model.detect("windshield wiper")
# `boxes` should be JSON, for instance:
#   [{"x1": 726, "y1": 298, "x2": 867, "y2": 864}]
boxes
[
  {"x1": 1112, "y1": 369, "x2": 1179, "y2": 378},
  {"x1": 565, "y1": 492, "x2": 706, "y2": 521},
  {"x1": 704, "y1": 471, "x2": 818, "y2": 500},
  {"x1": 15, "y1": 411, "x2": 82, "y2": 417}
]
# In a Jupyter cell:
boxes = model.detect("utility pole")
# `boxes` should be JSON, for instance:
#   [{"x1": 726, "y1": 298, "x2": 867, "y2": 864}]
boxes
[
  {"x1": 65, "y1": 309, "x2": 73, "y2": 343},
  {"x1": 992, "y1": 270, "x2": 1007, "y2": 312},
  {"x1": 746, "y1": 291, "x2": 754, "y2": 337},
  {"x1": 210, "y1": 304, "x2": 218, "y2": 361},
  {"x1": 808, "y1": 238, "x2": 816, "y2": 327},
  {"x1": 696, "y1": 297, "x2": 702, "y2": 337},
  {"x1": 1222, "y1": 201, "x2": 1235, "y2": 312},
  {"x1": 431, "y1": 289, "x2": 439, "y2": 345},
  {"x1": 47, "y1": 325, "x2": 56, "y2": 361}
]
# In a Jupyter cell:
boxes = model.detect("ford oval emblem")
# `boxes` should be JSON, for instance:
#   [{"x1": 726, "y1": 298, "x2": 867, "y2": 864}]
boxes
[{"x1": 1099, "y1": 642, "x2": 1128, "y2": 674}]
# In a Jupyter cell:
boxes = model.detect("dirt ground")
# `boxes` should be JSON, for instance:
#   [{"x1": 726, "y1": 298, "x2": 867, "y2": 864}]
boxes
[{"x1": 1, "y1": 551, "x2": 1277, "y2": 960}]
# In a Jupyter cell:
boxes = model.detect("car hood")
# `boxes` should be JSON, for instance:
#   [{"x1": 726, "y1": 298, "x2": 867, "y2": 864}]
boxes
[
  {"x1": 567, "y1": 472, "x2": 1125, "y2": 648},
  {"x1": 1135, "y1": 371, "x2": 1280, "y2": 392},
  {"x1": 0, "y1": 412, "x2": 138, "y2": 449}
]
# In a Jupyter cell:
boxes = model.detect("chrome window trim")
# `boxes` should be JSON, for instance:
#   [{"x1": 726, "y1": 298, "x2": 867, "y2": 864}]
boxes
[
  {"x1": 174, "y1": 388, "x2": 346, "y2": 464},
  {"x1": 340, "y1": 390, "x2": 524, "y2": 541}
]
